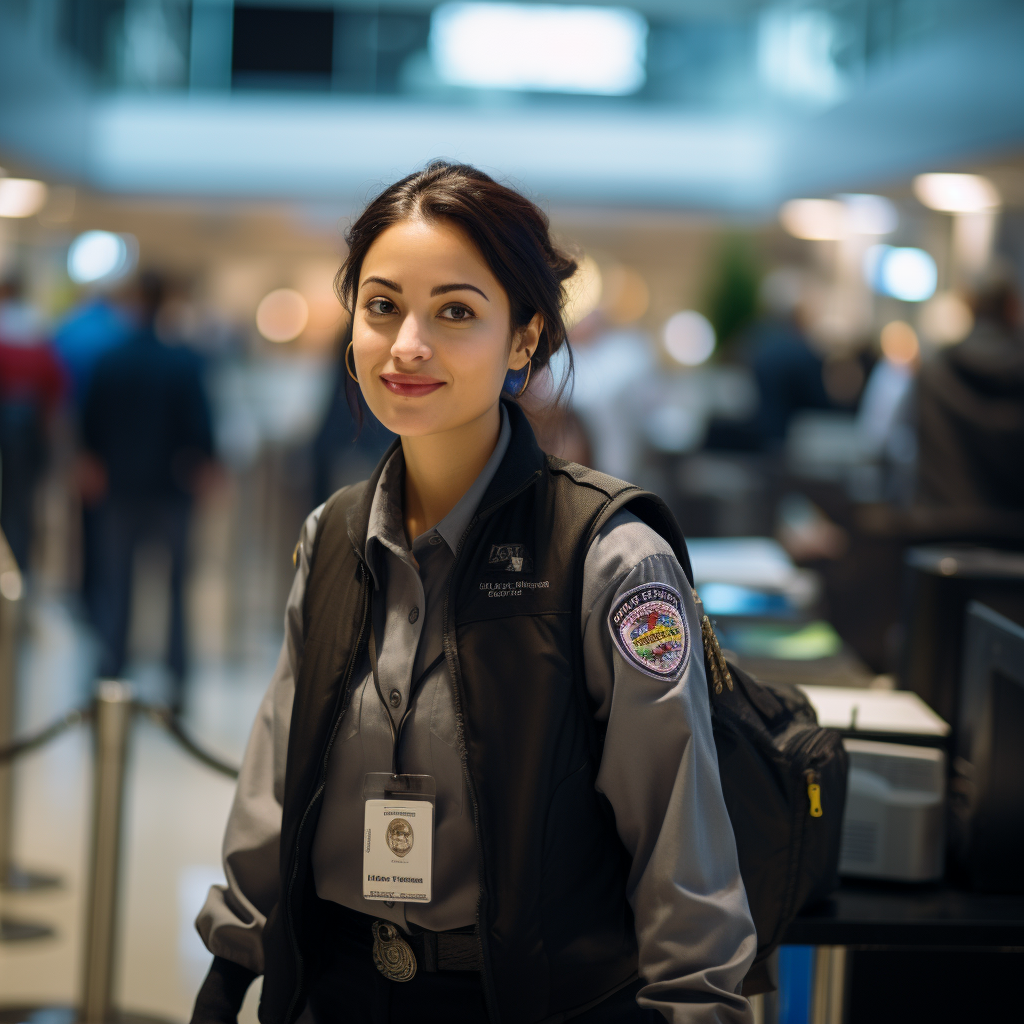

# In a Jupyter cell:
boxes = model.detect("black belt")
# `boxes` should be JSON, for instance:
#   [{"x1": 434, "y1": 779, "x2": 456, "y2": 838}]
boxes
[
  {"x1": 407, "y1": 924, "x2": 482, "y2": 972},
  {"x1": 371, "y1": 918, "x2": 482, "y2": 979}
]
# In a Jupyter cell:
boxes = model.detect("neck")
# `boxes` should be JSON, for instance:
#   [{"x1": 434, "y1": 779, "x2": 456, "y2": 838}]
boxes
[{"x1": 401, "y1": 401, "x2": 502, "y2": 543}]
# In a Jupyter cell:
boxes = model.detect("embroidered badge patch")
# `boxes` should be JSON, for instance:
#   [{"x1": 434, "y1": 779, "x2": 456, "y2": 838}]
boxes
[
  {"x1": 608, "y1": 583, "x2": 690, "y2": 681},
  {"x1": 487, "y1": 543, "x2": 533, "y2": 574}
]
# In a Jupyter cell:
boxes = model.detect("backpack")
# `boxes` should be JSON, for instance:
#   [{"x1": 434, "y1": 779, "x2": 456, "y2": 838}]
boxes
[{"x1": 698, "y1": 608, "x2": 848, "y2": 996}]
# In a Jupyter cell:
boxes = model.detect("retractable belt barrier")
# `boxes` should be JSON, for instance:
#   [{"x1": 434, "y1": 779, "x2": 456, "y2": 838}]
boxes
[{"x1": 0, "y1": 682, "x2": 241, "y2": 1024}]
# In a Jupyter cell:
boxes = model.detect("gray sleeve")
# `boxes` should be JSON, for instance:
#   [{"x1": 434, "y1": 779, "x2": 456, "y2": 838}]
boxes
[
  {"x1": 194, "y1": 505, "x2": 323, "y2": 973},
  {"x1": 582, "y1": 511, "x2": 756, "y2": 1023}
]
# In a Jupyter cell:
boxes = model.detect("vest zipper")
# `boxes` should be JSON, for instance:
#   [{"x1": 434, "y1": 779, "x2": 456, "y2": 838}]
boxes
[
  {"x1": 284, "y1": 561, "x2": 371, "y2": 1024},
  {"x1": 441, "y1": 469, "x2": 541, "y2": 1023}
]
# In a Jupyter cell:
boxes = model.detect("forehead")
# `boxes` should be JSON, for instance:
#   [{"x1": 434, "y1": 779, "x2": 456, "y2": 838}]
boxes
[{"x1": 360, "y1": 217, "x2": 501, "y2": 293}]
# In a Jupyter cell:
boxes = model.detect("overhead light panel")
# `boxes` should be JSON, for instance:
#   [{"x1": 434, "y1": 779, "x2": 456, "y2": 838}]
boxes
[
  {"x1": 430, "y1": 3, "x2": 647, "y2": 95},
  {"x1": 913, "y1": 174, "x2": 1001, "y2": 214},
  {"x1": 0, "y1": 178, "x2": 48, "y2": 218}
]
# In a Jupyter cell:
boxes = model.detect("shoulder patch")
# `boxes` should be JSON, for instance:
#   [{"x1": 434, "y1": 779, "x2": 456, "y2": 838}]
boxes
[{"x1": 608, "y1": 582, "x2": 690, "y2": 681}]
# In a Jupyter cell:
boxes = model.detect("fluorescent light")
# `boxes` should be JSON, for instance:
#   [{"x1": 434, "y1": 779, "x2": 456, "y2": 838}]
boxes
[
  {"x1": 779, "y1": 199, "x2": 846, "y2": 240},
  {"x1": 913, "y1": 173, "x2": 1000, "y2": 214},
  {"x1": 863, "y1": 245, "x2": 937, "y2": 303},
  {"x1": 837, "y1": 194, "x2": 898, "y2": 236},
  {"x1": 781, "y1": 195, "x2": 898, "y2": 241},
  {"x1": 0, "y1": 178, "x2": 48, "y2": 218},
  {"x1": 430, "y1": 3, "x2": 647, "y2": 95},
  {"x1": 68, "y1": 231, "x2": 137, "y2": 284},
  {"x1": 663, "y1": 311, "x2": 715, "y2": 366}
]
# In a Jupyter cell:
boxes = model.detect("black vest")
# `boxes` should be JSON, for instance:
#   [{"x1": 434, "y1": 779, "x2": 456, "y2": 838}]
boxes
[{"x1": 259, "y1": 402, "x2": 692, "y2": 1024}]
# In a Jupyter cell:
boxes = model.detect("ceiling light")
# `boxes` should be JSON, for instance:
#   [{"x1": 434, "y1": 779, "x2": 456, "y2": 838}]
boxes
[
  {"x1": 779, "y1": 199, "x2": 846, "y2": 241},
  {"x1": 837, "y1": 194, "x2": 898, "y2": 235},
  {"x1": 863, "y1": 245, "x2": 937, "y2": 302},
  {"x1": 68, "y1": 231, "x2": 137, "y2": 284},
  {"x1": 913, "y1": 174, "x2": 1001, "y2": 214},
  {"x1": 430, "y1": 3, "x2": 647, "y2": 95},
  {"x1": 663, "y1": 311, "x2": 715, "y2": 366},
  {"x1": 256, "y1": 288, "x2": 309, "y2": 343},
  {"x1": 0, "y1": 178, "x2": 48, "y2": 218}
]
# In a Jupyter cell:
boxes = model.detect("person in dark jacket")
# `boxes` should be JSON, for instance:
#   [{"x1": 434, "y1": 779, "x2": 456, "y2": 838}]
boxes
[
  {"x1": 81, "y1": 272, "x2": 215, "y2": 711},
  {"x1": 190, "y1": 164, "x2": 755, "y2": 1024},
  {"x1": 915, "y1": 274, "x2": 1024, "y2": 511}
]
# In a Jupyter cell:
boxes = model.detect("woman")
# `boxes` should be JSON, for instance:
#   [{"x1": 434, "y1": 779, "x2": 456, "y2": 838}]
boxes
[{"x1": 191, "y1": 163, "x2": 756, "y2": 1024}]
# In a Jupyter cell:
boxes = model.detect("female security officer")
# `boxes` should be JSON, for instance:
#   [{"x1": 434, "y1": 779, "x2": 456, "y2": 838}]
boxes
[{"x1": 191, "y1": 163, "x2": 756, "y2": 1024}]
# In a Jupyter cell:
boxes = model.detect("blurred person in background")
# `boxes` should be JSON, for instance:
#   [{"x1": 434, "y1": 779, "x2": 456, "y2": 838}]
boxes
[
  {"x1": 707, "y1": 268, "x2": 834, "y2": 452},
  {"x1": 915, "y1": 269, "x2": 1024, "y2": 512},
  {"x1": 80, "y1": 271, "x2": 215, "y2": 712},
  {"x1": 54, "y1": 282, "x2": 135, "y2": 608},
  {"x1": 0, "y1": 275, "x2": 66, "y2": 572}
]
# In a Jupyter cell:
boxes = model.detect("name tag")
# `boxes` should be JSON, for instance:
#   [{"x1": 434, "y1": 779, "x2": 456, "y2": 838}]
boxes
[{"x1": 362, "y1": 774, "x2": 435, "y2": 903}]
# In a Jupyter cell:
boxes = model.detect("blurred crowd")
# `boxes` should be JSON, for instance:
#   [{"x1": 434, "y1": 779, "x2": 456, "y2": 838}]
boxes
[{"x1": 0, "y1": 246, "x2": 1021, "y2": 704}]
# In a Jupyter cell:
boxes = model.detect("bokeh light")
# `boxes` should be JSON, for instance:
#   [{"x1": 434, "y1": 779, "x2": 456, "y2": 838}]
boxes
[
  {"x1": 913, "y1": 173, "x2": 1001, "y2": 214},
  {"x1": 256, "y1": 288, "x2": 309, "y2": 343},
  {"x1": 863, "y1": 245, "x2": 937, "y2": 302},
  {"x1": 663, "y1": 310, "x2": 716, "y2": 366},
  {"x1": 67, "y1": 231, "x2": 136, "y2": 284},
  {"x1": 779, "y1": 199, "x2": 846, "y2": 240},
  {"x1": 918, "y1": 291, "x2": 974, "y2": 346},
  {"x1": 880, "y1": 320, "x2": 920, "y2": 366},
  {"x1": 0, "y1": 178, "x2": 48, "y2": 218}
]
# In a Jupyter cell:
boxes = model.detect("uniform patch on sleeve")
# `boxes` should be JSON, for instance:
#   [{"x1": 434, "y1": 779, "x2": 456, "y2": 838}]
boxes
[{"x1": 608, "y1": 583, "x2": 690, "y2": 681}]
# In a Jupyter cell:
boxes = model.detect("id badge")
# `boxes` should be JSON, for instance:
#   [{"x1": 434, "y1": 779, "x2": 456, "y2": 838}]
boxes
[{"x1": 362, "y1": 773, "x2": 435, "y2": 903}]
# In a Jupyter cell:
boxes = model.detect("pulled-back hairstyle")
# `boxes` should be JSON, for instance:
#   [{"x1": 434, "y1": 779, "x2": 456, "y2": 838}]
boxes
[{"x1": 336, "y1": 161, "x2": 577, "y2": 402}]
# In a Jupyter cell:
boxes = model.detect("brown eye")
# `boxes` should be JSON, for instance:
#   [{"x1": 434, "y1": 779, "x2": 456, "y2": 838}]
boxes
[
  {"x1": 440, "y1": 303, "x2": 475, "y2": 321},
  {"x1": 367, "y1": 298, "x2": 397, "y2": 315}
]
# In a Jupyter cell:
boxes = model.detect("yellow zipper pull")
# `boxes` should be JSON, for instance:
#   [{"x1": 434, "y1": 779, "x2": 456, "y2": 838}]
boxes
[{"x1": 807, "y1": 773, "x2": 823, "y2": 817}]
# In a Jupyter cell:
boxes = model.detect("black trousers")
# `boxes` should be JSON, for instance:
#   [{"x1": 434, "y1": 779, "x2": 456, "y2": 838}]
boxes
[
  {"x1": 307, "y1": 901, "x2": 660, "y2": 1024},
  {"x1": 88, "y1": 494, "x2": 191, "y2": 701}
]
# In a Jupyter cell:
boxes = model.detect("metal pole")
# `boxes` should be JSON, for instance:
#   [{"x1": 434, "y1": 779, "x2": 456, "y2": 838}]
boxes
[
  {"x1": 0, "y1": 533, "x2": 22, "y2": 885},
  {"x1": 810, "y1": 945, "x2": 848, "y2": 1024},
  {"x1": 81, "y1": 681, "x2": 134, "y2": 1024}
]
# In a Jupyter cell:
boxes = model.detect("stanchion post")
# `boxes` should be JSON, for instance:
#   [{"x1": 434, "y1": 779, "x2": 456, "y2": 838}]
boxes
[
  {"x1": 81, "y1": 681, "x2": 134, "y2": 1024},
  {"x1": 0, "y1": 534, "x2": 22, "y2": 885}
]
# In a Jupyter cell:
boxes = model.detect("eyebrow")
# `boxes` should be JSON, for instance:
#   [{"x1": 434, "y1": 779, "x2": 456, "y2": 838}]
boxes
[
  {"x1": 431, "y1": 282, "x2": 489, "y2": 301},
  {"x1": 361, "y1": 276, "x2": 402, "y2": 292}
]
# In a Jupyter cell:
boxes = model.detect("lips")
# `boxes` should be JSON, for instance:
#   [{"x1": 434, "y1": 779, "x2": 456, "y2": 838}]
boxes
[{"x1": 380, "y1": 373, "x2": 446, "y2": 398}]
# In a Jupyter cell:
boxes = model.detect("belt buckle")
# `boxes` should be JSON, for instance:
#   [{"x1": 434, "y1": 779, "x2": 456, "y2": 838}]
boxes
[{"x1": 371, "y1": 920, "x2": 417, "y2": 982}]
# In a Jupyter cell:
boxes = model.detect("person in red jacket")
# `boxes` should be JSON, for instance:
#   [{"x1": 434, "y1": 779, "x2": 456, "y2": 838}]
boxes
[{"x1": 0, "y1": 276, "x2": 66, "y2": 572}]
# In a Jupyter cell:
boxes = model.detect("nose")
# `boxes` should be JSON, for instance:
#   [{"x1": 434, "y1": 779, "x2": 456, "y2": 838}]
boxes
[{"x1": 391, "y1": 314, "x2": 432, "y2": 363}]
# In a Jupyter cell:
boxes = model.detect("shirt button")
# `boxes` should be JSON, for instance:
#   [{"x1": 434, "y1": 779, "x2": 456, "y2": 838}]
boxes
[
  {"x1": 389, "y1": 689, "x2": 402, "y2": 708},
  {"x1": 408, "y1": 606, "x2": 419, "y2": 624},
  {"x1": 429, "y1": 534, "x2": 443, "y2": 546}
]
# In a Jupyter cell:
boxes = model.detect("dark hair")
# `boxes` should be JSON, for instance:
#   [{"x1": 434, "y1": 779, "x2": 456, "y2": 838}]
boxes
[{"x1": 336, "y1": 161, "x2": 577, "y2": 406}]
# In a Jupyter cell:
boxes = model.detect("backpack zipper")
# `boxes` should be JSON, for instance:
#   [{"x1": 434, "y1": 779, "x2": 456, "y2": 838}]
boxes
[{"x1": 805, "y1": 769, "x2": 823, "y2": 818}]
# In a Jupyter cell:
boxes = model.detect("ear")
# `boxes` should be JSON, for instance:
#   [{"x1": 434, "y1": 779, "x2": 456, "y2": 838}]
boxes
[{"x1": 508, "y1": 313, "x2": 544, "y2": 371}]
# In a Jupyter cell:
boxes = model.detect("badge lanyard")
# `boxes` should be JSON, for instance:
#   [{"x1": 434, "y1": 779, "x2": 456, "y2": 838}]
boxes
[{"x1": 362, "y1": 587, "x2": 441, "y2": 904}]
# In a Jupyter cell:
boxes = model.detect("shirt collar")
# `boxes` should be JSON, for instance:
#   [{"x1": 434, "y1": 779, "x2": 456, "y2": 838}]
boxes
[{"x1": 363, "y1": 404, "x2": 512, "y2": 577}]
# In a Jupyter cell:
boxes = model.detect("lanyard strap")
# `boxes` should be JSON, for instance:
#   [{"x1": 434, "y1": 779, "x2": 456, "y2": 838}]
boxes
[{"x1": 367, "y1": 595, "x2": 446, "y2": 776}]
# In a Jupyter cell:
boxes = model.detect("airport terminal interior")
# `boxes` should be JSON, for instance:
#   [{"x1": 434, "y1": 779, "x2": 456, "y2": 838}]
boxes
[{"x1": 0, "y1": 1, "x2": 1023, "y2": 1022}]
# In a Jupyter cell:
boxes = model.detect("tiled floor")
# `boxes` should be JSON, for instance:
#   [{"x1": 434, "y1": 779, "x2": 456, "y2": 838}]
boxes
[{"x1": 0, "y1": 597, "x2": 277, "y2": 1023}]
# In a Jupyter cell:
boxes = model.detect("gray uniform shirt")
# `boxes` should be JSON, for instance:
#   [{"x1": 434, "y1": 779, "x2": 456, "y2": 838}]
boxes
[{"x1": 198, "y1": 409, "x2": 756, "y2": 1022}]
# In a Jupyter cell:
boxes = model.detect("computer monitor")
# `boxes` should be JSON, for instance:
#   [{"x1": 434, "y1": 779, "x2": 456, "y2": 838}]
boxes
[{"x1": 951, "y1": 601, "x2": 1024, "y2": 892}]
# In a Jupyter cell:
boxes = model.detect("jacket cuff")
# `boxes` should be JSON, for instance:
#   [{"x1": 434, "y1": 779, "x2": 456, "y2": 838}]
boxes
[{"x1": 190, "y1": 956, "x2": 259, "y2": 1024}]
